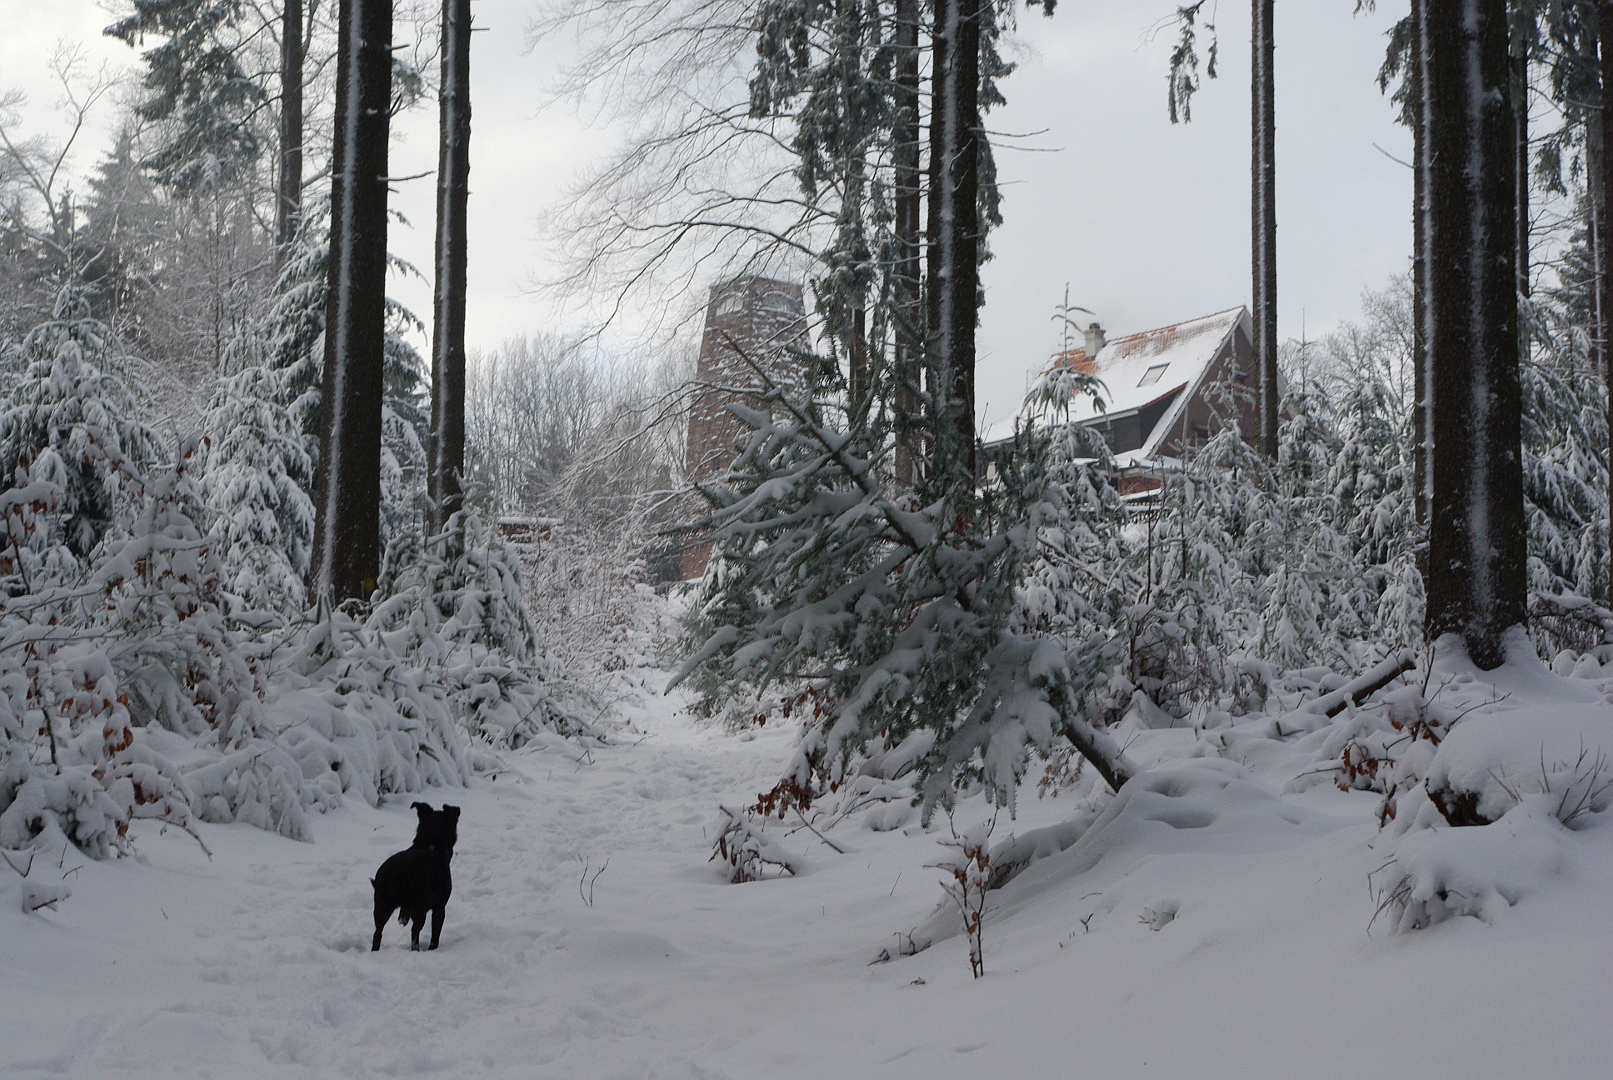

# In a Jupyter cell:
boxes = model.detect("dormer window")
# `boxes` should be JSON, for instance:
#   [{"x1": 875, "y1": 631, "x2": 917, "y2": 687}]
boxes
[
  {"x1": 715, "y1": 292, "x2": 745, "y2": 316},
  {"x1": 1138, "y1": 363, "x2": 1169, "y2": 387}
]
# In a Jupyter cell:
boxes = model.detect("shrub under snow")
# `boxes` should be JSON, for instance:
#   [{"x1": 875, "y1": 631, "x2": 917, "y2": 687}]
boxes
[{"x1": 0, "y1": 305, "x2": 589, "y2": 865}]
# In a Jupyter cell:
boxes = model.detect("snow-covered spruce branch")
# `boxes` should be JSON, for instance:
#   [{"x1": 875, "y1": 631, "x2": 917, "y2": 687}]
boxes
[
  {"x1": 670, "y1": 347, "x2": 1135, "y2": 818},
  {"x1": 1529, "y1": 593, "x2": 1613, "y2": 651}
]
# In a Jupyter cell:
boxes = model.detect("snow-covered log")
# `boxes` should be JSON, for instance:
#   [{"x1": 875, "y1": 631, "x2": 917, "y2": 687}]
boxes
[{"x1": 1307, "y1": 648, "x2": 1417, "y2": 719}]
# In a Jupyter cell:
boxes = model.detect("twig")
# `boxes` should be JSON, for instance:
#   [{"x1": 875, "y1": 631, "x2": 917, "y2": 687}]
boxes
[
  {"x1": 578, "y1": 857, "x2": 609, "y2": 906},
  {"x1": 793, "y1": 806, "x2": 845, "y2": 854}
]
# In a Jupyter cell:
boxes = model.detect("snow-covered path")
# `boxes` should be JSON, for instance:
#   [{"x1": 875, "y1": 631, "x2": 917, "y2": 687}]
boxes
[
  {"x1": 4, "y1": 673, "x2": 1612, "y2": 1079},
  {"x1": 4, "y1": 687, "x2": 802, "y2": 1077}
]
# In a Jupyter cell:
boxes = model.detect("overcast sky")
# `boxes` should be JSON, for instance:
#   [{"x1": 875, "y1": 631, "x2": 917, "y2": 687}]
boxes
[{"x1": 2, "y1": 1, "x2": 1413, "y2": 428}]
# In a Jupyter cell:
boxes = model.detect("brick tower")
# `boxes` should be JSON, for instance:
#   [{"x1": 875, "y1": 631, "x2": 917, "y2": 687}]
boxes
[{"x1": 681, "y1": 275, "x2": 808, "y2": 579}]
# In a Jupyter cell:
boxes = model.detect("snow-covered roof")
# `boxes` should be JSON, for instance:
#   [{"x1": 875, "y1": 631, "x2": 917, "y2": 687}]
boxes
[{"x1": 985, "y1": 306, "x2": 1249, "y2": 459}]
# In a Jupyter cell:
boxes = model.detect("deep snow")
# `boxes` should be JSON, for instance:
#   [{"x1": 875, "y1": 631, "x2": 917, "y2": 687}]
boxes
[{"x1": 3, "y1": 664, "x2": 1610, "y2": 1079}]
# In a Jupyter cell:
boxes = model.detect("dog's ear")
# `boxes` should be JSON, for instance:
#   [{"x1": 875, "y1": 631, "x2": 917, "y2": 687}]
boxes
[
  {"x1": 444, "y1": 805, "x2": 460, "y2": 822},
  {"x1": 411, "y1": 801, "x2": 432, "y2": 816}
]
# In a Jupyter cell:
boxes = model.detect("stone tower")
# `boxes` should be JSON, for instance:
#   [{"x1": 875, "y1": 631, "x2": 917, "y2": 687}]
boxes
[{"x1": 681, "y1": 275, "x2": 807, "y2": 579}]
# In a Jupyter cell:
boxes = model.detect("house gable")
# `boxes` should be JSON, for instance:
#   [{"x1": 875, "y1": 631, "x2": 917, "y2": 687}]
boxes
[{"x1": 995, "y1": 306, "x2": 1257, "y2": 466}]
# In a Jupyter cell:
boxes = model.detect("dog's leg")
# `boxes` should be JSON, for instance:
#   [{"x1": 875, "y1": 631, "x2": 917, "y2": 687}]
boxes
[
  {"x1": 410, "y1": 911, "x2": 425, "y2": 951},
  {"x1": 429, "y1": 906, "x2": 444, "y2": 950},
  {"x1": 372, "y1": 901, "x2": 393, "y2": 951}
]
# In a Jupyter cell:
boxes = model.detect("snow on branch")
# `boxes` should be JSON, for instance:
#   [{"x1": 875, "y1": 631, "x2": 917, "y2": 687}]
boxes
[{"x1": 673, "y1": 343, "x2": 1135, "y2": 821}]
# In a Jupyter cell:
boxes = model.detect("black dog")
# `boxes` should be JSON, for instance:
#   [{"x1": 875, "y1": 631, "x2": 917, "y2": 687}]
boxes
[{"x1": 371, "y1": 802, "x2": 459, "y2": 951}]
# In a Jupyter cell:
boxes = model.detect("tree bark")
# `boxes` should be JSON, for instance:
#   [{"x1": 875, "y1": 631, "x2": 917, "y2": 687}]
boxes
[
  {"x1": 276, "y1": 0, "x2": 304, "y2": 267},
  {"x1": 893, "y1": 0, "x2": 922, "y2": 486},
  {"x1": 1252, "y1": 0, "x2": 1279, "y2": 459},
  {"x1": 429, "y1": 0, "x2": 472, "y2": 531},
  {"x1": 1601, "y1": 1, "x2": 1613, "y2": 601},
  {"x1": 1421, "y1": 0, "x2": 1527, "y2": 669},
  {"x1": 926, "y1": 0, "x2": 980, "y2": 483},
  {"x1": 1413, "y1": 0, "x2": 1430, "y2": 531},
  {"x1": 1513, "y1": 9, "x2": 1531, "y2": 304},
  {"x1": 311, "y1": 0, "x2": 392, "y2": 603},
  {"x1": 1590, "y1": 113, "x2": 1605, "y2": 377}
]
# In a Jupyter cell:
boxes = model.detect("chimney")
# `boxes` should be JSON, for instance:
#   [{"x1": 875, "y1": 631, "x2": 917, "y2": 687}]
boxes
[{"x1": 1084, "y1": 322, "x2": 1107, "y2": 362}]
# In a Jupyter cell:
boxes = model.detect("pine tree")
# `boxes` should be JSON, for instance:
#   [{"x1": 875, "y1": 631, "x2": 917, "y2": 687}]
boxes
[
  {"x1": 312, "y1": 0, "x2": 393, "y2": 603},
  {"x1": 381, "y1": 326, "x2": 428, "y2": 564},
  {"x1": 248, "y1": 197, "x2": 329, "y2": 445},
  {"x1": 1601, "y1": 0, "x2": 1613, "y2": 598},
  {"x1": 105, "y1": 0, "x2": 265, "y2": 194},
  {"x1": 1421, "y1": 0, "x2": 1527, "y2": 667},
  {"x1": 1252, "y1": 0, "x2": 1278, "y2": 459},
  {"x1": 429, "y1": 0, "x2": 472, "y2": 531},
  {"x1": 0, "y1": 295, "x2": 163, "y2": 562},
  {"x1": 891, "y1": 0, "x2": 923, "y2": 484},
  {"x1": 1167, "y1": 0, "x2": 1278, "y2": 458},
  {"x1": 1520, "y1": 297, "x2": 1609, "y2": 603},
  {"x1": 201, "y1": 363, "x2": 315, "y2": 615},
  {"x1": 675, "y1": 359, "x2": 1135, "y2": 815},
  {"x1": 229, "y1": 192, "x2": 430, "y2": 597},
  {"x1": 77, "y1": 130, "x2": 165, "y2": 337},
  {"x1": 277, "y1": 0, "x2": 305, "y2": 265},
  {"x1": 927, "y1": 0, "x2": 983, "y2": 480}
]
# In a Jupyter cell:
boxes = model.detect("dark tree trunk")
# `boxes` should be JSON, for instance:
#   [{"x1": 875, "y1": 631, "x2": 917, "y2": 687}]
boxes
[
  {"x1": 1421, "y1": 0, "x2": 1527, "y2": 669},
  {"x1": 1513, "y1": 10, "x2": 1530, "y2": 303},
  {"x1": 1601, "y1": 1, "x2": 1613, "y2": 599},
  {"x1": 1413, "y1": 0, "x2": 1430, "y2": 530},
  {"x1": 831, "y1": 0, "x2": 869, "y2": 418},
  {"x1": 312, "y1": 0, "x2": 392, "y2": 603},
  {"x1": 924, "y1": 0, "x2": 946, "y2": 476},
  {"x1": 276, "y1": 0, "x2": 304, "y2": 267},
  {"x1": 893, "y1": 0, "x2": 922, "y2": 486},
  {"x1": 429, "y1": 0, "x2": 472, "y2": 531},
  {"x1": 1252, "y1": 0, "x2": 1279, "y2": 459},
  {"x1": 925, "y1": 0, "x2": 980, "y2": 482},
  {"x1": 1590, "y1": 86, "x2": 1606, "y2": 382}
]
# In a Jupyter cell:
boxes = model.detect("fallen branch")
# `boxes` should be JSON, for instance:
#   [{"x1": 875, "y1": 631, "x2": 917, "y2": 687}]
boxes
[
  {"x1": 791, "y1": 807, "x2": 846, "y2": 854},
  {"x1": 1309, "y1": 649, "x2": 1416, "y2": 719}
]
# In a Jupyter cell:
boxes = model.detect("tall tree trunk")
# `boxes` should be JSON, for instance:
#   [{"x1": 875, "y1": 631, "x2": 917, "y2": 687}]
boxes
[
  {"x1": 836, "y1": 0, "x2": 869, "y2": 418},
  {"x1": 276, "y1": 0, "x2": 304, "y2": 266},
  {"x1": 893, "y1": 0, "x2": 921, "y2": 485},
  {"x1": 1252, "y1": 0, "x2": 1279, "y2": 459},
  {"x1": 1590, "y1": 109, "x2": 1606, "y2": 377},
  {"x1": 429, "y1": 0, "x2": 472, "y2": 531},
  {"x1": 1593, "y1": 0, "x2": 1606, "y2": 599},
  {"x1": 924, "y1": 0, "x2": 947, "y2": 477},
  {"x1": 1422, "y1": 0, "x2": 1526, "y2": 669},
  {"x1": 1513, "y1": 9, "x2": 1530, "y2": 304},
  {"x1": 926, "y1": 0, "x2": 980, "y2": 482},
  {"x1": 311, "y1": 0, "x2": 392, "y2": 603},
  {"x1": 1413, "y1": 0, "x2": 1430, "y2": 531}
]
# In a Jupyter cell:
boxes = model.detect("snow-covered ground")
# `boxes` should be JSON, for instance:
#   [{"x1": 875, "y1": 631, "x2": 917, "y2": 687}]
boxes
[{"x1": 3, "y1": 663, "x2": 1611, "y2": 1079}]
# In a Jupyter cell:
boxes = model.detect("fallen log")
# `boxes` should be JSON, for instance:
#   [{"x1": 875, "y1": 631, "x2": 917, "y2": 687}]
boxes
[{"x1": 1307, "y1": 648, "x2": 1417, "y2": 719}]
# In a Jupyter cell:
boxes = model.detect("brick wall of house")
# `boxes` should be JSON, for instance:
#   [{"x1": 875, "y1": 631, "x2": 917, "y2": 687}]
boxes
[{"x1": 680, "y1": 276, "x2": 808, "y2": 579}]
